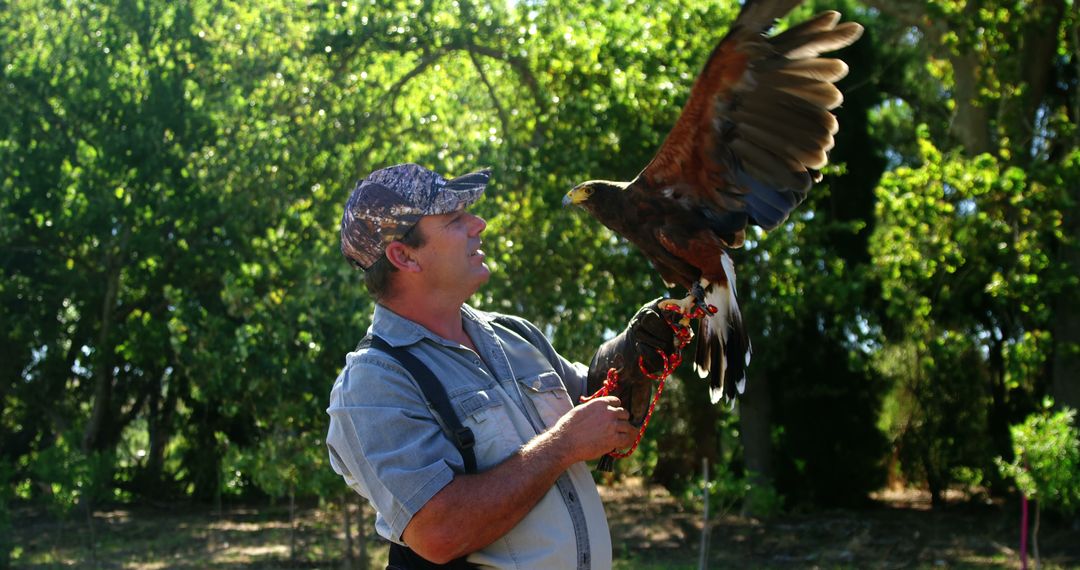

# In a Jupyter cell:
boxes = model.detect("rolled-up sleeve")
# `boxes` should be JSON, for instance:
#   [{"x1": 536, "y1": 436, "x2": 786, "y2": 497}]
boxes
[
  {"x1": 557, "y1": 356, "x2": 590, "y2": 402},
  {"x1": 326, "y1": 353, "x2": 460, "y2": 540}
]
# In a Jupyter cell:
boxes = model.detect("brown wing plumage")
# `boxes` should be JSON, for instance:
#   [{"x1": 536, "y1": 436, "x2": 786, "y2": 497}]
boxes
[{"x1": 634, "y1": 1, "x2": 863, "y2": 238}]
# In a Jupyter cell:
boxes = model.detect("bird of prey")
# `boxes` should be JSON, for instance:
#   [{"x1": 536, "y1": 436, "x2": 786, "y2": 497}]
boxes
[{"x1": 564, "y1": 0, "x2": 863, "y2": 403}]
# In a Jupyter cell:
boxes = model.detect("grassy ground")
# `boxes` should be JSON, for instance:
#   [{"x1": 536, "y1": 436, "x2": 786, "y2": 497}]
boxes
[{"x1": 11, "y1": 480, "x2": 1080, "y2": 569}]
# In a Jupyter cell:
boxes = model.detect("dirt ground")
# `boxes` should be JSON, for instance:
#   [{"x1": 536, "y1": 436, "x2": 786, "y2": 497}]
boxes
[
  {"x1": 601, "y1": 480, "x2": 1080, "y2": 569},
  {"x1": 11, "y1": 480, "x2": 1080, "y2": 569}
]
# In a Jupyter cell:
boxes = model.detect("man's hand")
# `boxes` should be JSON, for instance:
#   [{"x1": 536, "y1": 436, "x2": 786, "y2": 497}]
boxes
[{"x1": 549, "y1": 396, "x2": 638, "y2": 464}]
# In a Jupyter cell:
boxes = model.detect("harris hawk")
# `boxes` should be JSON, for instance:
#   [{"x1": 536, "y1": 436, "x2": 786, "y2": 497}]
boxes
[{"x1": 564, "y1": 0, "x2": 863, "y2": 404}]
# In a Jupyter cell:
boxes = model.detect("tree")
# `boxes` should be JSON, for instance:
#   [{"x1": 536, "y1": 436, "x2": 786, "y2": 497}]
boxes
[
  {"x1": 997, "y1": 402, "x2": 1080, "y2": 568},
  {"x1": 863, "y1": 0, "x2": 1079, "y2": 499},
  {"x1": 3, "y1": 0, "x2": 1077, "y2": 538}
]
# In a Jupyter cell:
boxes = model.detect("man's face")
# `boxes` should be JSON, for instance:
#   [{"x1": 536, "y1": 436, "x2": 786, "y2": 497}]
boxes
[{"x1": 411, "y1": 208, "x2": 490, "y2": 297}]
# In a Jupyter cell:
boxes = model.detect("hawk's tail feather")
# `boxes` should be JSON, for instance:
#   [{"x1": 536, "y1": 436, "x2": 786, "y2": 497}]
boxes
[
  {"x1": 721, "y1": 309, "x2": 752, "y2": 402},
  {"x1": 694, "y1": 277, "x2": 752, "y2": 404},
  {"x1": 698, "y1": 306, "x2": 752, "y2": 405}
]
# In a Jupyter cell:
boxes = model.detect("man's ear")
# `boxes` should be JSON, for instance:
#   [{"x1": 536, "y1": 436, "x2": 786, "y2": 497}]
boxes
[{"x1": 385, "y1": 241, "x2": 421, "y2": 272}]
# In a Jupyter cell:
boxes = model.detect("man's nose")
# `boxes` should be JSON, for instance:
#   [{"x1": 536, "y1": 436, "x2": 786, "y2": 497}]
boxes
[{"x1": 468, "y1": 213, "x2": 487, "y2": 235}]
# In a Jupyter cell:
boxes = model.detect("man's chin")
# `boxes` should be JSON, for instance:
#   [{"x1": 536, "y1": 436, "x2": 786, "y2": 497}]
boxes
[{"x1": 473, "y1": 265, "x2": 492, "y2": 288}]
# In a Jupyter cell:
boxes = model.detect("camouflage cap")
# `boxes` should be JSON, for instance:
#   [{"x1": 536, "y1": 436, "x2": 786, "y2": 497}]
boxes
[{"x1": 340, "y1": 163, "x2": 490, "y2": 270}]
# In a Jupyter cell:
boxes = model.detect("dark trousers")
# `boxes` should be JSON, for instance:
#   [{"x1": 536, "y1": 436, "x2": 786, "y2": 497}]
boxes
[{"x1": 386, "y1": 541, "x2": 479, "y2": 570}]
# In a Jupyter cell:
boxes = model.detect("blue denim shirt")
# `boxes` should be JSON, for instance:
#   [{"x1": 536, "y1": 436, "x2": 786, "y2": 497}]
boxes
[{"x1": 326, "y1": 303, "x2": 612, "y2": 569}]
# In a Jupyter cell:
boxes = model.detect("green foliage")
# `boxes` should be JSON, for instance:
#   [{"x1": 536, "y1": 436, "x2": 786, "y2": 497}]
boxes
[
  {"x1": 224, "y1": 420, "x2": 340, "y2": 501},
  {"x1": 1, "y1": 0, "x2": 1077, "y2": 527},
  {"x1": 692, "y1": 460, "x2": 745, "y2": 517},
  {"x1": 873, "y1": 134, "x2": 1065, "y2": 333},
  {"x1": 646, "y1": 381, "x2": 742, "y2": 494},
  {"x1": 880, "y1": 336, "x2": 996, "y2": 500},
  {"x1": 766, "y1": 316, "x2": 890, "y2": 508},
  {"x1": 28, "y1": 434, "x2": 114, "y2": 517},
  {"x1": 742, "y1": 476, "x2": 785, "y2": 518},
  {"x1": 870, "y1": 128, "x2": 1071, "y2": 500},
  {"x1": 2, "y1": 0, "x2": 762, "y2": 506},
  {"x1": 678, "y1": 461, "x2": 783, "y2": 519},
  {"x1": 997, "y1": 402, "x2": 1080, "y2": 515}
]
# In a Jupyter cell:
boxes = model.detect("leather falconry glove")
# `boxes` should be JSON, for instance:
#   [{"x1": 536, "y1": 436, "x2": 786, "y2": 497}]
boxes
[{"x1": 586, "y1": 298, "x2": 684, "y2": 427}]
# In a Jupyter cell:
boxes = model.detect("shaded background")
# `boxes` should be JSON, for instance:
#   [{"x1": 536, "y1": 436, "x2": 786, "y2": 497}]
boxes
[{"x1": 2, "y1": 0, "x2": 1078, "y2": 565}]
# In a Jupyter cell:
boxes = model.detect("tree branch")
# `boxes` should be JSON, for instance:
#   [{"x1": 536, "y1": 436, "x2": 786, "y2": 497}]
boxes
[
  {"x1": 466, "y1": 43, "x2": 550, "y2": 148},
  {"x1": 467, "y1": 48, "x2": 512, "y2": 147}
]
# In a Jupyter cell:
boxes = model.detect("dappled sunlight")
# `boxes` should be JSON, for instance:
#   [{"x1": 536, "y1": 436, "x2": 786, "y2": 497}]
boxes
[
  {"x1": 210, "y1": 543, "x2": 289, "y2": 563},
  {"x1": 11, "y1": 489, "x2": 1080, "y2": 568},
  {"x1": 870, "y1": 486, "x2": 998, "y2": 511},
  {"x1": 98, "y1": 509, "x2": 136, "y2": 523},
  {"x1": 206, "y1": 520, "x2": 291, "y2": 532},
  {"x1": 124, "y1": 561, "x2": 169, "y2": 570}
]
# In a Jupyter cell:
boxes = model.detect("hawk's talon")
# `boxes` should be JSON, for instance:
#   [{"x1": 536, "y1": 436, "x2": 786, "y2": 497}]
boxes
[
  {"x1": 690, "y1": 281, "x2": 707, "y2": 303},
  {"x1": 685, "y1": 281, "x2": 713, "y2": 317}
]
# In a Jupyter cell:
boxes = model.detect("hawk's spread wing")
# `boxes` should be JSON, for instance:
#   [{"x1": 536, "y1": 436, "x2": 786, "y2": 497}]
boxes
[
  {"x1": 565, "y1": 0, "x2": 863, "y2": 404},
  {"x1": 634, "y1": 4, "x2": 863, "y2": 240}
]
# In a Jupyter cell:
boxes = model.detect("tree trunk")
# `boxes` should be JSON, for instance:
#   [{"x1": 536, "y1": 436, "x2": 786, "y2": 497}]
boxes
[
  {"x1": 944, "y1": 0, "x2": 992, "y2": 156},
  {"x1": 357, "y1": 495, "x2": 369, "y2": 569},
  {"x1": 146, "y1": 368, "x2": 179, "y2": 489},
  {"x1": 860, "y1": 0, "x2": 997, "y2": 158},
  {"x1": 1050, "y1": 202, "x2": 1080, "y2": 412},
  {"x1": 82, "y1": 235, "x2": 127, "y2": 454},
  {"x1": 988, "y1": 331, "x2": 1014, "y2": 467},
  {"x1": 652, "y1": 376, "x2": 719, "y2": 491},
  {"x1": 342, "y1": 492, "x2": 354, "y2": 570},
  {"x1": 1021, "y1": 493, "x2": 1030, "y2": 570},
  {"x1": 84, "y1": 496, "x2": 98, "y2": 569},
  {"x1": 1001, "y1": 0, "x2": 1065, "y2": 163},
  {"x1": 950, "y1": 49, "x2": 993, "y2": 156},
  {"x1": 289, "y1": 488, "x2": 297, "y2": 564},
  {"x1": 927, "y1": 448, "x2": 945, "y2": 508},
  {"x1": 739, "y1": 369, "x2": 773, "y2": 517}
]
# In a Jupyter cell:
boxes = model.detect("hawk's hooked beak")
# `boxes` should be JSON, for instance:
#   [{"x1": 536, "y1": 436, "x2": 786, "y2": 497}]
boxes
[
  {"x1": 563, "y1": 185, "x2": 591, "y2": 207},
  {"x1": 561, "y1": 190, "x2": 575, "y2": 207}
]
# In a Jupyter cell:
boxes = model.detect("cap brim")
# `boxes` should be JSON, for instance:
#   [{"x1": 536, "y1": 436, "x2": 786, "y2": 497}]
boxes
[{"x1": 430, "y1": 168, "x2": 490, "y2": 214}]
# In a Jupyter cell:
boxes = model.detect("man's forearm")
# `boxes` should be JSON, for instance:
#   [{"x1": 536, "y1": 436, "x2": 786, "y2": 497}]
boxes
[
  {"x1": 401, "y1": 422, "x2": 576, "y2": 563},
  {"x1": 401, "y1": 395, "x2": 635, "y2": 563}
]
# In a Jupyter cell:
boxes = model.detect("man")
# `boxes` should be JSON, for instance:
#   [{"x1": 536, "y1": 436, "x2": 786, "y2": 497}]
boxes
[{"x1": 326, "y1": 163, "x2": 680, "y2": 569}]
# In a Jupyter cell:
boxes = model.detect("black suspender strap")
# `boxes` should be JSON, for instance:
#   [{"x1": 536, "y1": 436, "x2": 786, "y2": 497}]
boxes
[{"x1": 357, "y1": 334, "x2": 478, "y2": 475}]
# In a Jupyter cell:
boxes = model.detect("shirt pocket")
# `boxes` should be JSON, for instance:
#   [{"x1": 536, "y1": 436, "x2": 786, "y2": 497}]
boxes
[
  {"x1": 517, "y1": 371, "x2": 573, "y2": 429},
  {"x1": 452, "y1": 389, "x2": 521, "y2": 469}
]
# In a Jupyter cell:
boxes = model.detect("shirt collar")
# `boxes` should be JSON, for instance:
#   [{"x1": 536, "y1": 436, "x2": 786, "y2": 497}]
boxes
[{"x1": 371, "y1": 303, "x2": 496, "y2": 348}]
